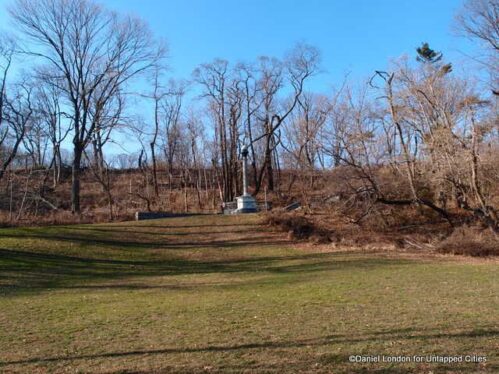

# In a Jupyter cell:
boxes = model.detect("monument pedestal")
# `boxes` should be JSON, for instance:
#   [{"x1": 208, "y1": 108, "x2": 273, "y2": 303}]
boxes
[
  {"x1": 230, "y1": 144, "x2": 258, "y2": 214},
  {"x1": 235, "y1": 194, "x2": 257, "y2": 213}
]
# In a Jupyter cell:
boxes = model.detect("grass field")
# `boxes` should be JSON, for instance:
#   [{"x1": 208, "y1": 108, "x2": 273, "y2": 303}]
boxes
[{"x1": 0, "y1": 214, "x2": 497, "y2": 373}]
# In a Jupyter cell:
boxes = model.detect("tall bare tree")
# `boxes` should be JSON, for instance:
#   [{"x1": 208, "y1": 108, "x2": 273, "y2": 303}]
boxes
[
  {"x1": 162, "y1": 79, "x2": 187, "y2": 182},
  {"x1": 456, "y1": 0, "x2": 499, "y2": 94},
  {"x1": 0, "y1": 80, "x2": 34, "y2": 180},
  {"x1": 33, "y1": 73, "x2": 71, "y2": 186},
  {"x1": 282, "y1": 93, "x2": 330, "y2": 194},
  {"x1": 10, "y1": 0, "x2": 165, "y2": 213},
  {"x1": 193, "y1": 59, "x2": 240, "y2": 201},
  {"x1": 1, "y1": 35, "x2": 34, "y2": 181},
  {"x1": 253, "y1": 44, "x2": 320, "y2": 193}
]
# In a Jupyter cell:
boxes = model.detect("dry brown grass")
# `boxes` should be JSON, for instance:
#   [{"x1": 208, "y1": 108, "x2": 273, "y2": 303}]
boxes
[
  {"x1": 265, "y1": 209, "x2": 498, "y2": 257},
  {"x1": 437, "y1": 226, "x2": 499, "y2": 257},
  {"x1": 0, "y1": 169, "x2": 221, "y2": 226},
  {"x1": 263, "y1": 212, "x2": 334, "y2": 243}
]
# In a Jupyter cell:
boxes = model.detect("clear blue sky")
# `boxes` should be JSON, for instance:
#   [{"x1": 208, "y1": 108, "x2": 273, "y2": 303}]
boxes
[
  {"x1": 101, "y1": 0, "x2": 472, "y2": 91},
  {"x1": 1, "y1": 0, "x2": 473, "y2": 92},
  {"x1": 0, "y1": 0, "x2": 475, "y2": 156}
]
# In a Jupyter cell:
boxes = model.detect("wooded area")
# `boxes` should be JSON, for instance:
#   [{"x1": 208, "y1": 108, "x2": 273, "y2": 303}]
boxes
[{"x1": 0, "y1": 0, "x2": 497, "y2": 238}]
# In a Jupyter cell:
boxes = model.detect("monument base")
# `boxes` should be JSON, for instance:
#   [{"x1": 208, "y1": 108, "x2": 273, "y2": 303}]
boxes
[{"x1": 234, "y1": 194, "x2": 257, "y2": 213}]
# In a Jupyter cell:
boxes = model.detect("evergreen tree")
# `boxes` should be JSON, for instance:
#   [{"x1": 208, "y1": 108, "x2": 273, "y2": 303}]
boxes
[
  {"x1": 416, "y1": 42, "x2": 443, "y2": 63},
  {"x1": 416, "y1": 42, "x2": 452, "y2": 75}
]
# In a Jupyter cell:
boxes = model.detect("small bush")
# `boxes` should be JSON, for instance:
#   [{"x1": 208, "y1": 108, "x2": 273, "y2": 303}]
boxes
[
  {"x1": 437, "y1": 226, "x2": 499, "y2": 257},
  {"x1": 264, "y1": 213, "x2": 333, "y2": 242}
]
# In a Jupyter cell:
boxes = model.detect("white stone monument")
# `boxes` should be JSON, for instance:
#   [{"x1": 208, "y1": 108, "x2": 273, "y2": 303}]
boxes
[{"x1": 235, "y1": 145, "x2": 257, "y2": 213}]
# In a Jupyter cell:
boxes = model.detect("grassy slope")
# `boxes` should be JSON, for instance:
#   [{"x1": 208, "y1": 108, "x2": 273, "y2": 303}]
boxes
[{"x1": 0, "y1": 214, "x2": 497, "y2": 373}]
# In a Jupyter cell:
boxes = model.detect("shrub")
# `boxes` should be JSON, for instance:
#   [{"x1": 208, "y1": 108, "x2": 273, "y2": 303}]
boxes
[
  {"x1": 437, "y1": 226, "x2": 499, "y2": 256},
  {"x1": 264, "y1": 213, "x2": 332, "y2": 242}
]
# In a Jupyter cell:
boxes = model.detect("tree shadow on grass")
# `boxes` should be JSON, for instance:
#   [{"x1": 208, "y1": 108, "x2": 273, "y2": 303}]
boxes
[
  {"x1": 67, "y1": 226, "x2": 266, "y2": 237},
  {"x1": 1, "y1": 327, "x2": 497, "y2": 371},
  {"x1": 0, "y1": 248, "x2": 414, "y2": 295},
  {"x1": 0, "y1": 216, "x2": 420, "y2": 295},
  {"x1": 0, "y1": 232, "x2": 288, "y2": 251},
  {"x1": 101, "y1": 222, "x2": 262, "y2": 229}
]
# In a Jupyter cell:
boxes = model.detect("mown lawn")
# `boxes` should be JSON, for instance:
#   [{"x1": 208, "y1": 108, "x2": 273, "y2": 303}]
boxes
[{"x1": 0, "y1": 214, "x2": 497, "y2": 373}]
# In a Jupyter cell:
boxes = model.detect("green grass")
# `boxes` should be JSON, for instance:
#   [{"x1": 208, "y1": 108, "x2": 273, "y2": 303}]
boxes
[{"x1": 0, "y1": 214, "x2": 497, "y2": 373}]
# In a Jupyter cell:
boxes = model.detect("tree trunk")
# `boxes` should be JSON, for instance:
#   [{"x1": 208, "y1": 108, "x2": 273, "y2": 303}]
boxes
[
  {"x1": 150, "y1": 142, "x2": 159, "y2": 197},
  {"x1": 265, "y1": 146, "x2": 274, "y2": 192},
  {"x1": 71, "y1": 146, "x2": 82, "y2": 214}
]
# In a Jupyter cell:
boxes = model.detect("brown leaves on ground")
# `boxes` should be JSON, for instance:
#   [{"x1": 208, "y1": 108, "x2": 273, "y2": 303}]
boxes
[
  {"x1": 437, "y1": 225, "x2": 499, "y2": 257},
  {"x1": 264, "y1": 213, "x2": 335, "y2": 244},
  {"x1": 264, "y1": 210, "x2": 498, "y2": 257}
]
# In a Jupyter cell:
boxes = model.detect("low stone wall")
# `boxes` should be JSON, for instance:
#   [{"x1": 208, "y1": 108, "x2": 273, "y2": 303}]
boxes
[{"x1": 135, "y1": 212, "x2": 195, "y2": 220}]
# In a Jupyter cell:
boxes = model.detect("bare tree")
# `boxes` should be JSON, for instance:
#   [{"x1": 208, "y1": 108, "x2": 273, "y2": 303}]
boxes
[
  {"x1": 186, "y1": 109, "x2": 205, "y2": 210},
  {"x1": 193, "y1": 59, "x2": 241, "y2": 202},
  {"x1": 236, "y1": 62, "x2": 264, "y2": 191},
  {"x1": 33, "y1": 73, "x2": 71, "y2": 186},
  {"x1": 253, "y1": 44, "x2": 320, "y2": 193},
  {"x1": 281, "y1": 92, "x2": 330, "y2": 194},
  {"x1": 456, "y1": 0, "x2": 499, "y2": 51},
  {"x1": 141, "y1": 66, "x2": 169, "y2": 197},
  {"x1": 252, "y1": 56, "x2": 283, "y2": 194},
  {"x1": 0, "y1": 36, "x2": 31, "y2": 181},
  {"x1": 1, "y1": 79, "x2": 34, "y2": 180},
  {"x1": 161, "y1": 79, "x2": 187, "y2": 195},
  {"x1": 0, "y1": 35, "x2": 15, "y2": 142},
  {"x1": 10, "y1": 0, "x2": 165, "y2": 213},
  {"x1": 455, "y1": 0, "x2": 499, "y2": 94}
]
